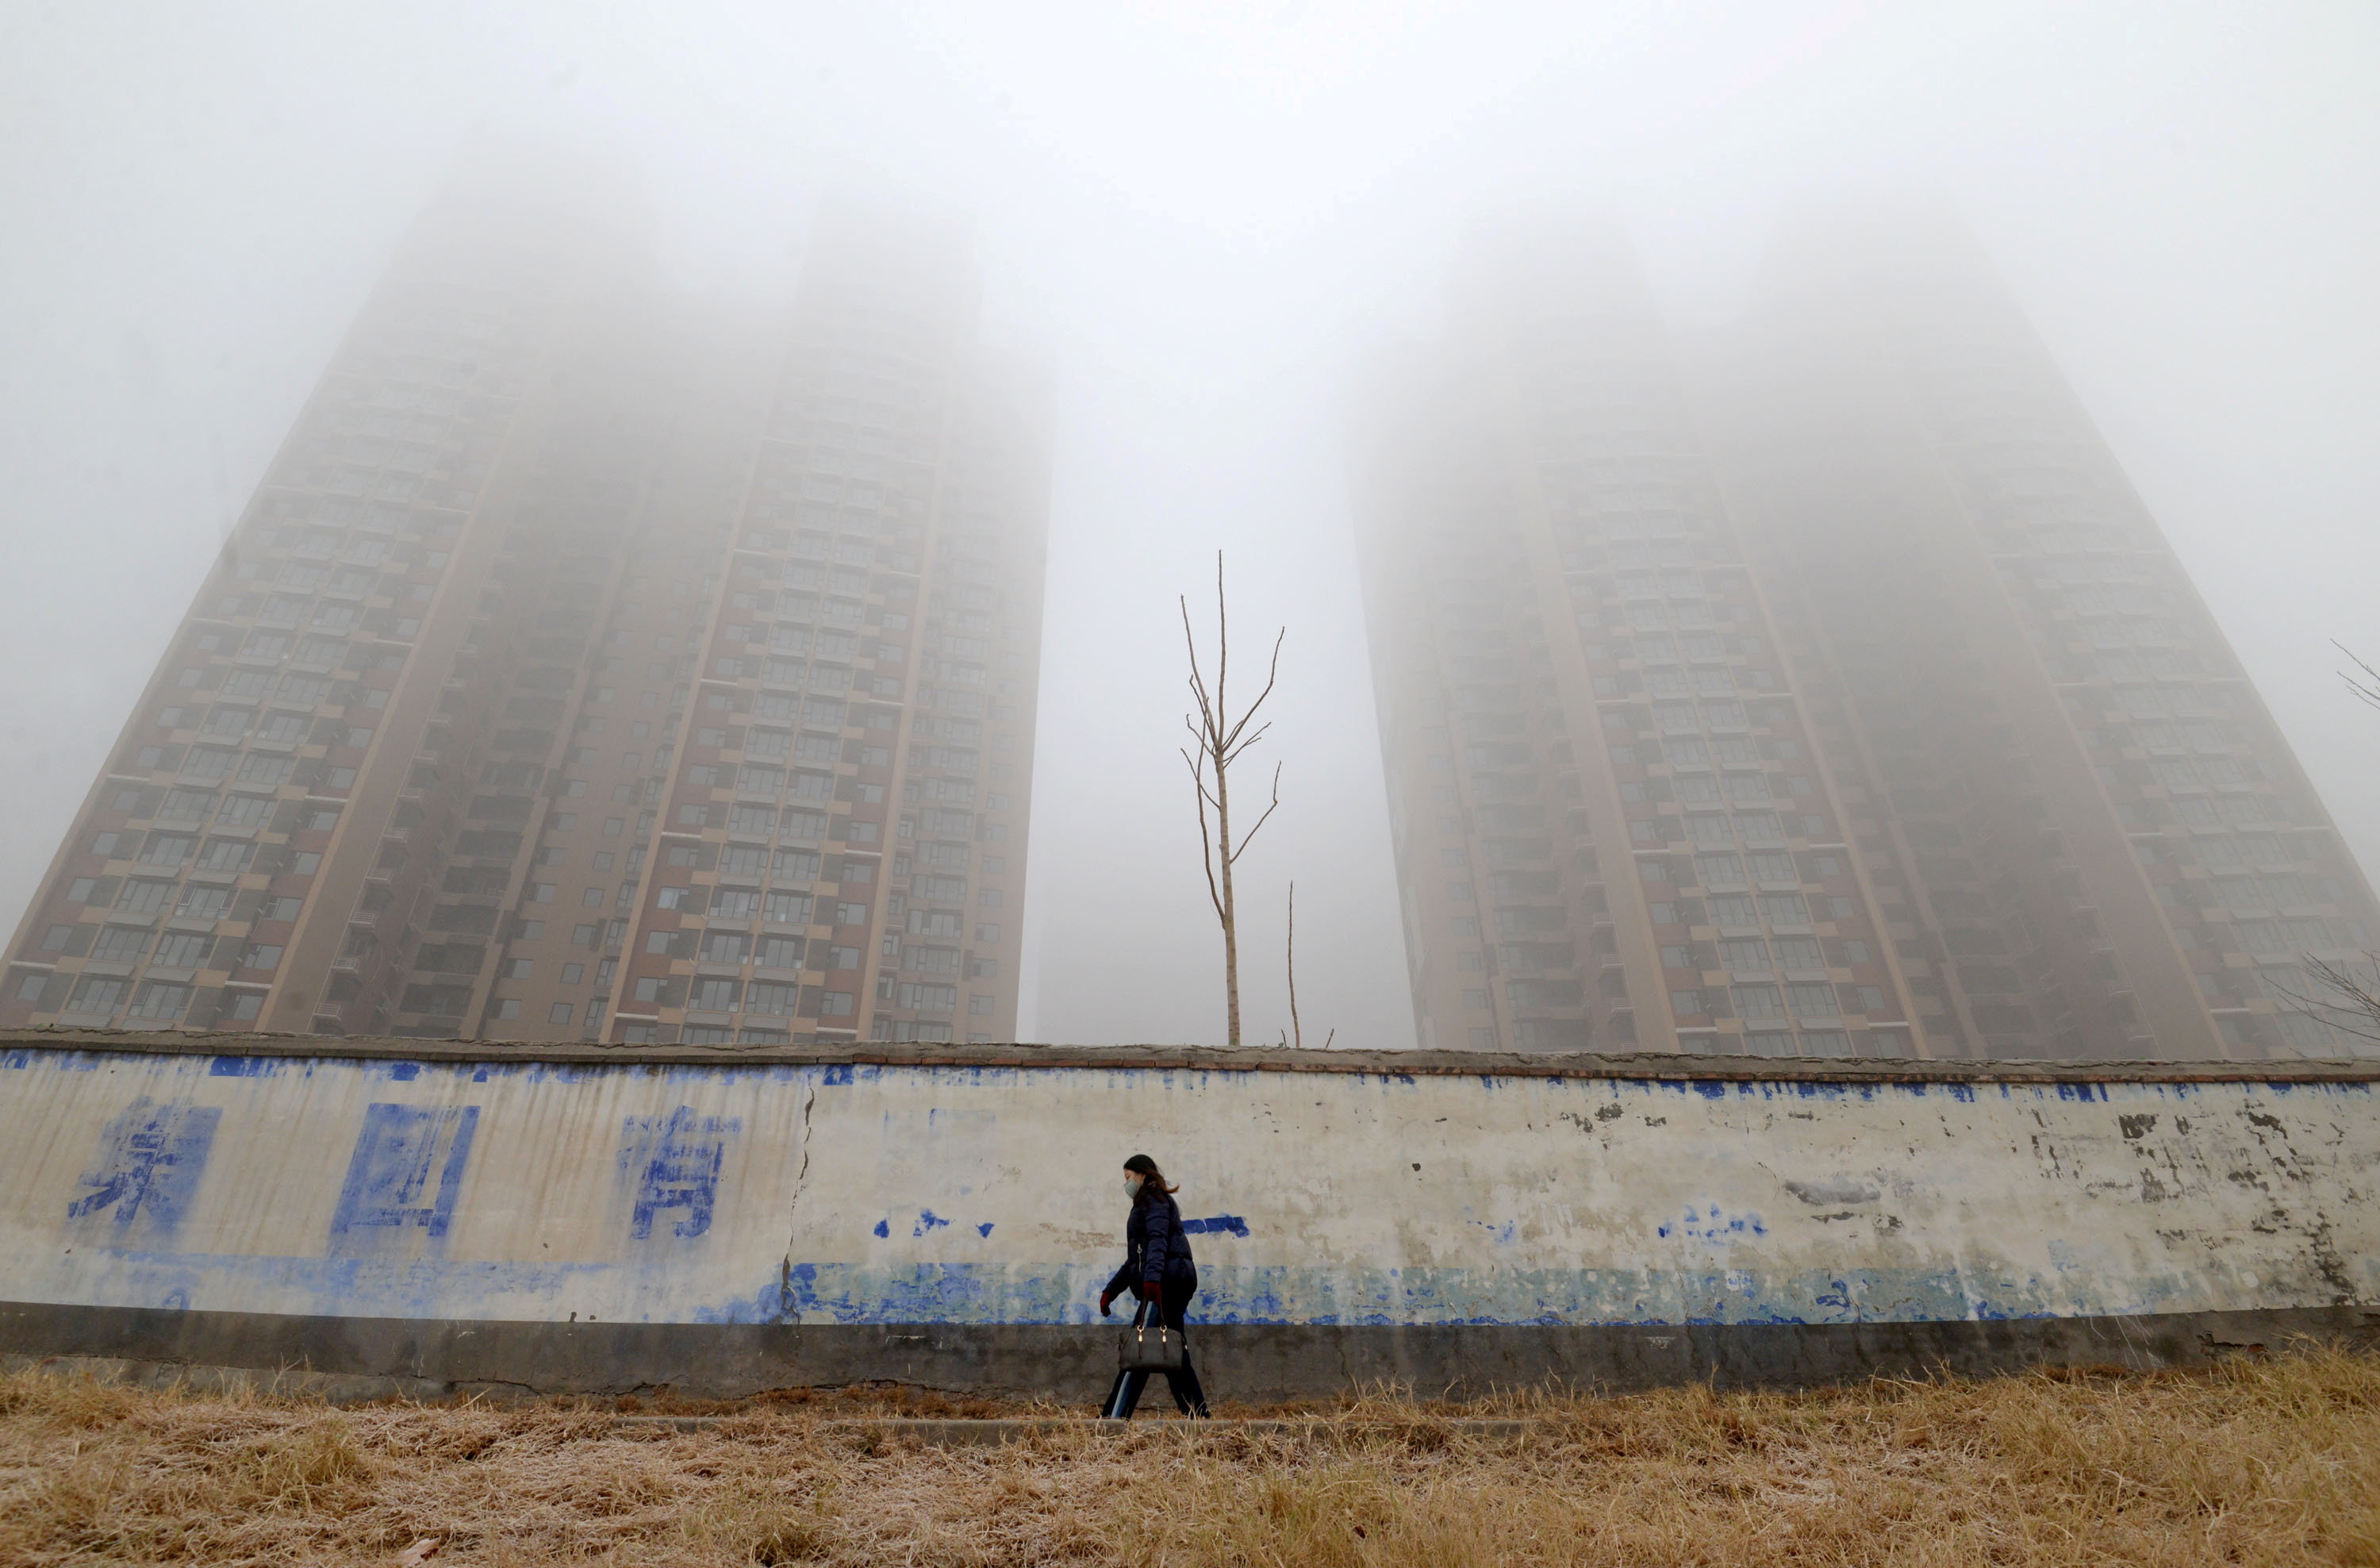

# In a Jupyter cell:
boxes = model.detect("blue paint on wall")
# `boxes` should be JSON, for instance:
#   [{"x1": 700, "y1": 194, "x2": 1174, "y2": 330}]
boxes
[
  {"x1": 209, "y1": 1055, "x2": 278, "y2": 1078},
  {"x1": 1182, "y1": 1214, "x2": 1250, "y2": 1237},
  {"x1": 620, "y1": 1106, "x2": 738, "y2": 1240},
  {"x1": 977, "y1": 1223, "x2": 994, "y2": 1237},
  {"x1": 914, "y1": 1209, "x2": 951, "y2": 1236},
  {"x1": 67, "y1": 1097, "x2": 220, "y2": 1243},
  {"x1": 774, "y1": 1259, "x2": 2157, "y2": 1328},
  {"x1": 329, "y1": 1103, "x2": 478, "y2": 1250},
  {"x1": 873, "y1": 1219, "x2": 890, "y2": 1238}
]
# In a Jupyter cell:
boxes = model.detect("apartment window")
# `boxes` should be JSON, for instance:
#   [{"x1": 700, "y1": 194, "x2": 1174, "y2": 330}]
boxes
[
  {"x1": 1461, "y1": 989, "x2": 1490, "y2": 1011},
  {"x1": 505, "y1": 959, "x2": 534, "y2": 980},
  {"x1": 260, "y1": 896, "x2": 304, "y2": 921},
  {"x1": 155, "y1": 789, "x2": 210, "y2": 821},
  {"x1": 91, "y1": 925, "x2": 148, "y2": 963},
  {"x1": 117, "y1": 880, "x2": 176, "y2": 915},
  {"x1": 1719, "y1": 938, "x2": 1768, "y2": 970},
  {"x1": 176, "y1": 885, "x2": 232, "y2": 918},
  {"x1": 138, "y1": 834, "x2": 195, "y2": 866},
  {"x1": 194, "y1": 840, "x2": 253, "y2": 874},
  {"x1": 495, "y1": 999, "x2": 522, "y2": 1020},
  {"x1": 690, "y1": 978, "x2": 739, "y2": 1012},
  {"x1": 17, "y1": 972, "x2": 50, "y2": 1001},
  {"x1": 69, "y1": 976, "x2": 126, "y2": 1013},
  {"x1": 240, "y1": 944, "x2": 283, "y2": 971},
  {"x1": 152, "y1": 932, "x2": 210, "y2": 968},
  {"x1": 747, "y1": 981, "x2": 798, "y2": 1015},
  {"x1": 1733, "y1": 984, "x2": 1785, "y2": 1017},
  {"x1": 1670, "y1": 989, "x2": 1702, "y2": 1015},
  {"x1": 126, "y1": 981, "x2": 190, "y2": 1020},
  {"x1": 548, "y1": 1003, "x2": 574, "y2": 1026}
]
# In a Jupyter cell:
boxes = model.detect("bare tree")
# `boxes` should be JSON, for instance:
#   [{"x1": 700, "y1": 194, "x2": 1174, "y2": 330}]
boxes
[
  {"x1": 1280, "y1": 886, "x2": 1336, "y2": 1049},
  {"x1": 1286, "y1": 881, "x2": 1301, "y2": 1049},
  {"x1": 1180, "y1": 553, "x2": 1283, "y2": 1049},
  {"x1": 2265, "y1": 644, "x2": 2380, "y2": 1054},
  {"x1": 2281, "y1": 956, "x2": 2380, "y2": 1048}
]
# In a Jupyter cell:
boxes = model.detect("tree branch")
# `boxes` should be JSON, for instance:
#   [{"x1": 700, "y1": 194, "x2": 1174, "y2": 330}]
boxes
[
  {"x1": 1230, "y1": 760, "x2": 1284, "y2": 863},
  {"x1": 1179, "y1": 746, "x2": 1225, "y2": 923},
  {"x1": 2338, "y1": 642, "x2": 2380, "y2": 714},
  {"x1": 2264, "y1": 954, "x2": 2380, "y2": 1048},
  {"x1": 1219, "y1": 627, "x2": 1286, "y2": 753}
]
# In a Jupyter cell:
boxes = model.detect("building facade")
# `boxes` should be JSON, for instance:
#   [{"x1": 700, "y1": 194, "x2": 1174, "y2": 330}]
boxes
[
  {"x1": 1354, "y1": 212, "x2": 2376, "y2": 1061},
  {"x1": 3, "y1": 161, "x2": 1046, "y2": 1047}
]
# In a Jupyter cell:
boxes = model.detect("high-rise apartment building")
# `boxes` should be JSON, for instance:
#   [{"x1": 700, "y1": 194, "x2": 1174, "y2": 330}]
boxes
[
  {"x1": 1354, "y1": 213, "x2": 2376, "y2": 1061},
  {"x1": 3, "y1": 157, "x2": 1046, "y2": 1047}
]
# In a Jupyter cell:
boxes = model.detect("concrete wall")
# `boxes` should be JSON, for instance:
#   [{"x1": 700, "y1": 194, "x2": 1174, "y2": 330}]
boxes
[{"x1": 2, "y1": 1036, "x2": 2374, "y2": 1399}]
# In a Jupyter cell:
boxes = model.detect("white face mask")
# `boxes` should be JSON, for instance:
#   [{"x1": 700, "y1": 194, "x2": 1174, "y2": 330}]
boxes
[{"x1": 1123, "y1": 1174, "x2": 1143, "y2": 1199}]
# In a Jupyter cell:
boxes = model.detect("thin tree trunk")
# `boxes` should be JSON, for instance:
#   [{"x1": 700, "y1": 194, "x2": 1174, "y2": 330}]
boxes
[
  {"x1": 1219, "y1": 773, "x2": 1239, "y2": 1047},
  {"x1": 1287, "y1": 881, "x2": 1301, "y2": 1050}
]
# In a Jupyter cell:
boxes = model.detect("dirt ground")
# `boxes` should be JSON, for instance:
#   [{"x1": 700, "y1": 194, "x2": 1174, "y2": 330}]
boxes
[{"x1": 2, "y1": 1347, "x2": 2376, "y2": 1566}]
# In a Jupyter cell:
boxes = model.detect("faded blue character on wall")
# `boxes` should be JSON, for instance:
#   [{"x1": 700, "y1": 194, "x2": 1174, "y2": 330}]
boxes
[
  {"x1": 329, "y1": 1103, "x2": 479, "y2": 1255},
  {"x1": 620, "y1": 1106, "x2": 739, "y2": 1240},
  {"x1": 67, "y1": 1097, "x2": 221, "y2": 1243}
]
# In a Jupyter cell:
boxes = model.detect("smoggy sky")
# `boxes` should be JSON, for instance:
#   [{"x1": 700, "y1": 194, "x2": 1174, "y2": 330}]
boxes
[{"x1": 2, "y1": 2, "x2": 2374, "y2": 1045}]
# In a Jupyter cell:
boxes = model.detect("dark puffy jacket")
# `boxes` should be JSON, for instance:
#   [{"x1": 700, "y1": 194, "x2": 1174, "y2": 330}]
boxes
[{"x1": 1105, "y1": 1189, "x2": 1196, "y2": 1299}]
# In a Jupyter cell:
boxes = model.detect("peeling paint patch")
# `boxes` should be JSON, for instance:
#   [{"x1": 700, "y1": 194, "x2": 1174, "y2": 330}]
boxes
[
  {"x1": 68, "y1": 1097, "x2": 219, "y2": 1243},
  {"x1": 329, "y1": 1104, "x2": 478, "y2": 1250},
  {"x1": 1784, "y1": 1178, "x2": 1880, "y2": 1206},
  {"x1": 620, "y1": 1107, "x2": 737, "y2": 1240}
]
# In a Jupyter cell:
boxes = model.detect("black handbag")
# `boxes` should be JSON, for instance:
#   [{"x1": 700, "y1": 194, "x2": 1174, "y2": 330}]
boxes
[{"x1": 1117, "y1": 1311, "x2": 1186, "y2": 1374}]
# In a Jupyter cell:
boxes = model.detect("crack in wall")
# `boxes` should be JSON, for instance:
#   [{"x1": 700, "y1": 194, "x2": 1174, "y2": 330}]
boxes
[{"x1": 778, "y1": 1073, "x2": 818, "y2": 1327}]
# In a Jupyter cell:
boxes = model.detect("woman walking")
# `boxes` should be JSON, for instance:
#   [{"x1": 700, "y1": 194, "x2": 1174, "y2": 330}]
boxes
[{"x1": 1097, "y1": 1154, "x2": 1212, "y2": 1419}]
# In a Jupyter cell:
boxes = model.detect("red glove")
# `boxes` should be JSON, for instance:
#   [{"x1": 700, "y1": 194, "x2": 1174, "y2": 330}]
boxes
[
  {"x1": 1142, "y1": 1282, "x2": 1163, "y2": 1310},
  {"x1": 1098, "y1": 1290, "x2": 1115, "y2": 1317}
]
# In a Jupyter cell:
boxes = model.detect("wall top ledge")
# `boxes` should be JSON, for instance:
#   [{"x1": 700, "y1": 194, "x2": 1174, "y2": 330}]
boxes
[{"x1": 5, "y1": 1027, "x2": 2376, "y2": 1086}]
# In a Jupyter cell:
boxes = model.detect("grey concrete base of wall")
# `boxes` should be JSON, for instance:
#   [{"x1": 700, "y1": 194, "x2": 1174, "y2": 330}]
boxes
[{"x1": 6, "y1": 1301, "x2": 2376, "y2": 1405}]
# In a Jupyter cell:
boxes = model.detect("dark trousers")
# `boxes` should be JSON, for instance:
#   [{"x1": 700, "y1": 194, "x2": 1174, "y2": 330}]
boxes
[{"x1": 1100, "y1": 1285, "x2": 1211, "y2": 1419}]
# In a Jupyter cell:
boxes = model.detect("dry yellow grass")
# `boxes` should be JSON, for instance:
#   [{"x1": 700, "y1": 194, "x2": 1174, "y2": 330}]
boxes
[{"x1": 2, "y1": 1347, "x2": 2376, "y2": 1566}]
